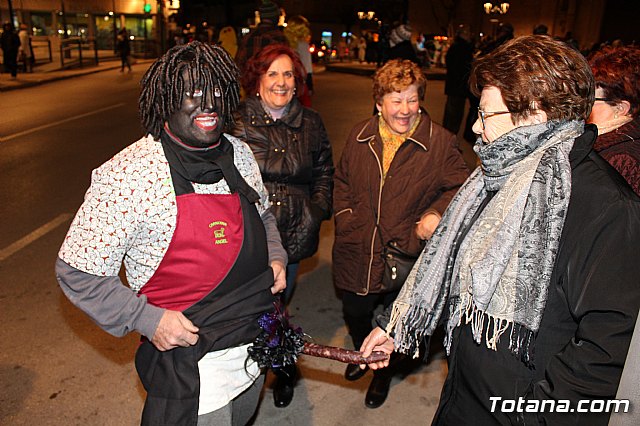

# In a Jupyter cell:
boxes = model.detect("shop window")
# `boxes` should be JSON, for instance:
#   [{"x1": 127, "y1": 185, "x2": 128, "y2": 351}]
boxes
[{"x1": 31, "y1": 12, "x2": 53, "y2": 36}]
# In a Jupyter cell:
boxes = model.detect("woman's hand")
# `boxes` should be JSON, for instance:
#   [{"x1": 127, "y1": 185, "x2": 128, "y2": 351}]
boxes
[
  {"x1": 359, "y1": 327, "x2": 395, "y2": 370},
  {"x1": 415, "y1": 212, "x2": 441, "y2": 240}
]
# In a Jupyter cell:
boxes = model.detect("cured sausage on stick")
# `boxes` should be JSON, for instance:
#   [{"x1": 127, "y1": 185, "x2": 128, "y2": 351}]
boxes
[{"x1": 303, "y1": 342, "x2": 389, "y2": 364}]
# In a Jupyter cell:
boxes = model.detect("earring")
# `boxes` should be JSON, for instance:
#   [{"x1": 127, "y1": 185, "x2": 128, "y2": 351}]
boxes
[
  {"x1": 377, "y1": 111, "x2": 382, "y2": 117},
  {"x1": 418, "y1": 109, "x2": 422, "y2": 114},
  {"x1": 293, "y1": 87, "x2": 297, "y2": 94},
  {"x1": 256, "y1": 92, "x2": 260, "y2": 97}
]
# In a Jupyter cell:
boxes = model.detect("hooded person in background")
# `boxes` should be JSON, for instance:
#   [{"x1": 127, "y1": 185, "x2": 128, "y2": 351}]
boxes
[
  {"x1": 1, "y1": 22, "x2": 20, "y2": 78},
  {"x1": 235, "y1": 0, "x2": 288, "y2": 76},
  {"x1": 283, "y1": 15, "x2": 314, "y2": 107},
  {"x1": 55, "y1": 41, "x2": 287, "y2": 426},
  {"x1": 218, "y1": 26, "x2": 238, "y2": 59},
  {"x1": 388, "y1": 24, "x2": 418, "y2": 64}
]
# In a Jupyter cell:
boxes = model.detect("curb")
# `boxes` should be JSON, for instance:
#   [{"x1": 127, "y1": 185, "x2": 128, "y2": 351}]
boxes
[
  {"x1": 0, "y1": 65, "x2": 121, "y2": 92},
  {"x1": 324, "y1": 63, "x2": 446, "y2": 80},
  {"x1": 0, "y1": 60, "x2": 155, "y2": 92}
]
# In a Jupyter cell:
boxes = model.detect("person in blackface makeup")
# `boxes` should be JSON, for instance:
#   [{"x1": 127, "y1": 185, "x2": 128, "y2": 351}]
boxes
[
  {"x1": 361, "y1": 36, "x2": 640, "y2": 425},
  {"x1": 55, "y1": 41, "x2": 287, "y2": 426}
]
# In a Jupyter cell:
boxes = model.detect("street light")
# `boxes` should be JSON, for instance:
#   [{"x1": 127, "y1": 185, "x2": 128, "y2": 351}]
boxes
[
  {"x1": 483, "y1": 2, "x2": 509, "y2": 14},
  {"x1": 357, "y1": 11, "x2": 375, "y2": 20}
]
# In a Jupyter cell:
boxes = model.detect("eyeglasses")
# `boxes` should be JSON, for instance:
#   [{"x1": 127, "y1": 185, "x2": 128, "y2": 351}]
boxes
[
  {"x1": 594, "y1": 97, "x2": 612, "y2": 102},
  {"x1": 477, "y1": 107, "x2": 510, "y2": 129}
]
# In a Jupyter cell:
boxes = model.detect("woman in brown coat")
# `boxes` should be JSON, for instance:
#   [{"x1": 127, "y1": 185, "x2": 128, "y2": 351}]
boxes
[{"x1": 332, "y1": 59, "x2": 469, "y2": 408}]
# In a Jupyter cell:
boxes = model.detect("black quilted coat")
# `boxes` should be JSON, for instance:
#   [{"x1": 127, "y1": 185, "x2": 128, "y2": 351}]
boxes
[{"x1": 230, "y1": 96, "x2": 334, "y2": 263}]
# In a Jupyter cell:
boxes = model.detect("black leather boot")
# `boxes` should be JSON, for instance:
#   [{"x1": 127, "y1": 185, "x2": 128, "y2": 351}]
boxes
[
  {"x1": 272, "y1": 365, "x2": 296, "y2": 408},
  {"x1": 365, "y1": 370, "x2": 392, "y2": 408},
  {"x1": 344, "y1": 363, "x2": 369, "y2": 381}
]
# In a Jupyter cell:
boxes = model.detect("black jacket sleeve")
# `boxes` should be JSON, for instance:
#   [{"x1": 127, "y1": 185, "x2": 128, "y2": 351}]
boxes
[{"x1": 308, "y1": 113, "x2": 334, "y2": 220}]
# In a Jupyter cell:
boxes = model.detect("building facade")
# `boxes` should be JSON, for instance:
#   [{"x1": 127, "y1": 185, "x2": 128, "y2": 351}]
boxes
[{"x1": 1, "y1": 0, "x2": 180, "y2": 51}]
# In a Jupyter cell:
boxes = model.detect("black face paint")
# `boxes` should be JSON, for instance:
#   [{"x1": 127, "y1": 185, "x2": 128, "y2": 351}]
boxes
[{"x1": 166, "y1": 68, "x2": 224, "y2": 149}]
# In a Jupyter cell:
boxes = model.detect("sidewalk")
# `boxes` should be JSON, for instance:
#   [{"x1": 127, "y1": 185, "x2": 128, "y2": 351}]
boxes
[
  {"x1": 1, "y1": 58, "x2": 444, "y2": 92},
  {"x1": 0, "y1": 57, "x2": 155, "y2": 92},
  {"x1": 325, "y1": 60, "x2": 446, "y2": 80}
]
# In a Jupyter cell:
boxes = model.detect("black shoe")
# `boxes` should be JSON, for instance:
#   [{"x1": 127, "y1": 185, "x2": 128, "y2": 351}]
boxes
[
  {"x1": 344, "y1": 363, "x2": 368, "y2": 381},
  {"x1": 273, "y1": 367, "x2": 296, "y2": 408},
  {"x1": 365, "y1": 374, "x2": 392, "y2": 408}
]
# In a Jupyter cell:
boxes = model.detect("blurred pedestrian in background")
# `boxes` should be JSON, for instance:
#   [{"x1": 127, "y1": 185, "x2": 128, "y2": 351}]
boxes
[
  {"x1": 461, "y1": 22, "x2": 513, "y2": 145},
  {"x1": 442, "y1": 25, "x2": 474, "y2": 136},
  {"x1": 235, "y1": 0, "x2": 288, "y2": 75},
  {"x1": 588, "y1": 44, "x2": 640, "y2": 196},
  {"x1": 116, "y1": 28, "x2": 131, "y2": 73},
  {"x1": 362, "y1": 35, "x2": 640, "y2": 425},
  {"x1": 1, "y1": 22, "x2": 20, "y2": 78},
  {"x1": 284, "y1": 15, "x2": 314, "y2": 107},
  {"x1": 55, "y1": 41, "x2": 286, "y2": 426},
  {"x1": 231, "y1": 43, "x2": 334, "y2": 409},
  {"x1": 333, "y1": 58, "x2": 468, "y2": 409},
  {"x1": 18, "y1": 23, "x2": 33, "y2": 73},
  {"x1": 357, "y1": 36, "x2": 367, "y2": 63},
  {"x1": 388, "y1": 24, "x2": 417, "y2": 64},
  {"x1": 533, "y1": 23, "x2": 548, "y2": 35},
  {"x1": 218, "y1": 25, "x2": 238, "y2": 58}
]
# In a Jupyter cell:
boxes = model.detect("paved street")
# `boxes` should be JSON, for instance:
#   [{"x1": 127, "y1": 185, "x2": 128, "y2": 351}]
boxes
[{"x1": 0, "y1": 66, "x2": 474, "y2": 425}]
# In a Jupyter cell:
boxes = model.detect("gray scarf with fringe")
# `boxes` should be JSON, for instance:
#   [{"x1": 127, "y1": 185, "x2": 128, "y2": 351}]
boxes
[{"x1": 388, "y1": 120, "x2": 583, "y2": 364}]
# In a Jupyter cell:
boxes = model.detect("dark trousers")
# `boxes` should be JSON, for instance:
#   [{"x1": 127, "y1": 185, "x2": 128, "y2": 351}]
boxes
[
  {"x1": 3, "y1": 51, "x2": 18, "y2": 77},
  {"x1": 342, "y1": 290, "x2": 400, "y2": 350},
  {"x1": 120, "y1": 54, "x2": 131, "y2": 71},
  {"x1": 342, "y1": 290, "x2": 425, "y2": 379}
]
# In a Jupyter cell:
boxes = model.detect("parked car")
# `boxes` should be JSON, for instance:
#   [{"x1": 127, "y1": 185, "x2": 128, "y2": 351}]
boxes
[{"x1": 309, "y1": 40, "x2": 336, "y2": 63}]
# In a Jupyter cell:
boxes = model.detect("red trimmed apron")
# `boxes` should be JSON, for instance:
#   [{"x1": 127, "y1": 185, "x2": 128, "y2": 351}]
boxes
[
  {"x1": 135, "y1": 190, "x2": 276, "y2": 426},
  {"x1": 139, "y1": 193, "x2": 243, "y2": 311}
]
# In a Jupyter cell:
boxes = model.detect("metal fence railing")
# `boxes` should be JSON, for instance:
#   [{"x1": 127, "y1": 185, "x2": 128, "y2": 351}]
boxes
[
  {"x1": 130, "y1": 39, "x2": 159, "y2": 59},
  {"x1": 59, "y1": 37, "x2": 99, "y2": 69},
  {"x1": 31, "y1": 36, "x2": 53, "y2": 65}
]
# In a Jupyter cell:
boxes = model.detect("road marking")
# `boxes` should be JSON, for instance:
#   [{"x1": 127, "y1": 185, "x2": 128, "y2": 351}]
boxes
[
  {"x1": 0, "y1": 213, "x2": 73, "y2": 261},
  {"x1": 0, "y1": 103, "x2": 126, "y2": 143}
]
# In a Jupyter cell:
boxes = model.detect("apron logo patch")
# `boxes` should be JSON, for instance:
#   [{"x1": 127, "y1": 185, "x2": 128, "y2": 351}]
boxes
[{"x1": 209, "y1": 221, "x2": 229, "y2": 245}]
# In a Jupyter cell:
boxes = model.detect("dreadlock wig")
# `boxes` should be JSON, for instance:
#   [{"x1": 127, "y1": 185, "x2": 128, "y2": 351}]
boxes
[{"x1": 139, "y1": 41, "x2": 241, "y2": 140}]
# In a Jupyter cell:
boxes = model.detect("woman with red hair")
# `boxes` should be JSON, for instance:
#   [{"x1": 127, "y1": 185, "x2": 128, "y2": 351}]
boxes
[
  {"x1": 588, "y1": 45, "x2": 640, "y2": 196},
  {"x1": 230, "y1": 43, "x2": 334, "y2": 408}
]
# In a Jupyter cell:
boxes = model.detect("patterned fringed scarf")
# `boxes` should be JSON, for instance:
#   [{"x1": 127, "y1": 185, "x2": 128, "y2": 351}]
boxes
[{"x1": 387, "y1": 120, "x2": 583, "y2": 364}]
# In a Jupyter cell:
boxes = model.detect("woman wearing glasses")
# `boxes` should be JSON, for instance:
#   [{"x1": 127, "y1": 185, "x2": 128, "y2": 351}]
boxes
[
  {"x1": 587, "y1": 45, "x2": 640, "y2": 196},
  {"x1": 361, "y1": 36, "x2": 640, "y2": 424}
]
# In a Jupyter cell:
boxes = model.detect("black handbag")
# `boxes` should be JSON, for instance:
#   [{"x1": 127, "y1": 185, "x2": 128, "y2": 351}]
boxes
[{"x1": 382, "y1": 240, "x2": 418, "y2": 291}]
